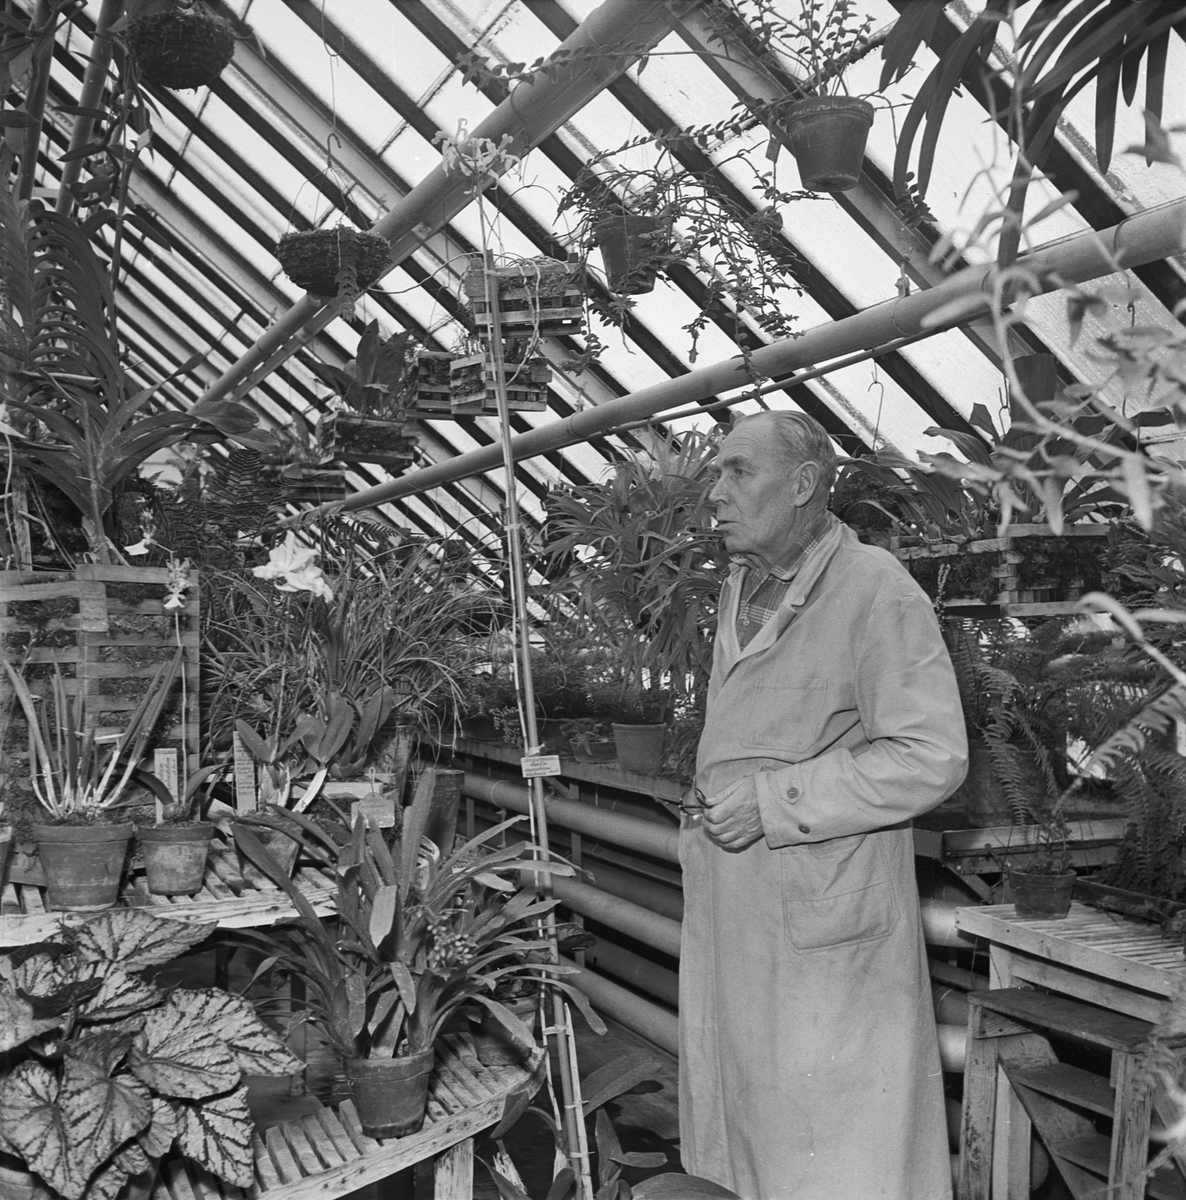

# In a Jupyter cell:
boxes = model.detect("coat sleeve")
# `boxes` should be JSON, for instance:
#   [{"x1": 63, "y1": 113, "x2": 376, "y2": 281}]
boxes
[{"x1": 751, "y1": 584, "x2": 969, "y2": 846}]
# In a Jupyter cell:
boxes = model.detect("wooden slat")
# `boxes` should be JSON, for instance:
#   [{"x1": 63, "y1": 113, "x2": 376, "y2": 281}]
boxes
[
  {"x1": 252, "y1": 1139, "x2": 283, "y2": 1193},
  {"x1": 274, "y1": 1122, "x2": 322, "y2": 1177},
  {"x1": 1008, "y1": 1062, "x2": 1116, "y2": 1116},
  {"x1": 295, "y1": 1113, "x2": 347, "y2": 1170},
  {"x1": 972, "y1": 988, "x2": 1152, "y2": 1052},
  {"x1": 309, "y1": 1108, "x2": 361, "y2": 1165},
  {"x1": 264, "y1": 1127, "x2": 304, "y2": 1185},
  {"x1": 1053, "y1": 1134, "x2": 1186, "y2": 1200}
]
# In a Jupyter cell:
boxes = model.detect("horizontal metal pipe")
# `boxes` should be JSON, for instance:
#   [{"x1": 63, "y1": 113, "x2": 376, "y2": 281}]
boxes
[
  {"x1": 345, "y1": 198, "x2": 1186, "y2": 508},
  {"x1": 932, "y1": 984, "x2": 971, "y2": 1028},
  {"x1": 929, "y1": 960, "x2": 989, "y2": 994},
  {"x1": 937, "y1": 1022, "x2": 966, "y2": 1074},
  {"x1": 560, "y1": 955, "x2": 678, "y2": 1057},
  {"x1": 587, "y1": 939, "x2": 681, "y2": 1009},
  {"x1": 551, "y1": 875, "x2": 682, "y2": 959},
  {"x1": 920, "y1": 899, "x2": 981, "y2": 948},
  {"x1": 463, "y1": 773, "x2": 680, "y2": 863},
  {"x1": 580, "y1": 859, "x2": 684, "y2": 922}
]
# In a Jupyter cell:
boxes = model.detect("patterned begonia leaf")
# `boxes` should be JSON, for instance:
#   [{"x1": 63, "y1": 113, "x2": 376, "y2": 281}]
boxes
[
  {"x1": 138, "y1": 1095, "x2": 179, "y2": 1159},
  {"x1": 70, "y1": 1028, "x2": 135, "y2": 1074},
  {"x1": 0, "y1": 990, "x2": 64, "y2": 1052},
  {"x1": 128, "y1": 1004, "x2": 238, "y2": 1098},
  {"x1": 83, "y1": 1141, "x2": 153, "y2": 1200},
  {"x1": 71, "y1": 911, "x2": 216, "y2": 970},
  {"x1": 174, "y1": 1085, "x2": 255, "y2": 1186},
  {"x1": 168, "y1": 990, "x2": 302, "y2": 1077}
]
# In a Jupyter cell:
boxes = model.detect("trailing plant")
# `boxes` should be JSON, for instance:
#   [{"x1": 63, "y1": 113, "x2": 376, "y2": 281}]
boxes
[
  {"x1": 227, "y1": 773, "x2": 602, "y2": 1062},
  {"x1": 0, "y1": 908, "x2": 300, "y2": 1200}
]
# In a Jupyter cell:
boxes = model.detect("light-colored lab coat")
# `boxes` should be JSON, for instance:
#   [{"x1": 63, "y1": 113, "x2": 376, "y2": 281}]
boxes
[{"x1": 679, "y1": 518, "x2": 967, "y2": 1200}]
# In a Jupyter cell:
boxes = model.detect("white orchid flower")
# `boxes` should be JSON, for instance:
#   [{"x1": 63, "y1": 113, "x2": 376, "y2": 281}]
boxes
[{"x1": 253, "y1": 532, "x2": 334, "y2": 600}]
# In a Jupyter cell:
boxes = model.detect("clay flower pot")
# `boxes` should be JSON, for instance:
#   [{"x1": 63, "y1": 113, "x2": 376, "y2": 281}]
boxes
[
  {"x1": 138, "y1": 822, "x2": 214, "y2": 895},
  {"x1": 612, "y1": 723, "x2": 667, "y2": 775},
  {"x1": 124, "y1": 9, "x2": 236, "y2": 90},
  {"x1": 785, "y1": 96, "x2": 874, "y2": 192},
  {"x1": 31, "y1": 821, "x2": 133, "y2": 911},
  {"x1": 595, "y1": 213, "x2": 672, "y2": 294},
  {"x1": 276, "y1": 228, "x2": 392, "y2": 297},
  {"x1": 1010, "y1": 870, "x2": 1076, "y2": 919},
  {"x1": 346, "y1": 1049, "x2": 435, "y2": 1138}
]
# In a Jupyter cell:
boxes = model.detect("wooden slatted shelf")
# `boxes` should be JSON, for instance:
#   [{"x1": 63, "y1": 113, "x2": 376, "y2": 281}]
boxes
[
  {"x1": 0, "y1": 835, "x2": 335, "y2": 946},
  {"x1": 157, "y1": 1035, "x2": 540, "y2": 1200}
]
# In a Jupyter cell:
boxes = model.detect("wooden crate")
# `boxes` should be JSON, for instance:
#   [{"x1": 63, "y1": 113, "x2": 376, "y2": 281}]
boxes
[
  {"x1": 0, "y1": 565, "x2": 200, "y2": 782},
  {"x1": 323, "y1": 413, "x2": 418, "y2": 467},
  {"x1": 279, "y1": 464, "x2": 348, "y2": 506},
  {"x1": 464, "y1": 257, "x2": 585, "y2": 338},
  {"x1": 892, "y1": 524, "x2": 1110, "y2": 617}
]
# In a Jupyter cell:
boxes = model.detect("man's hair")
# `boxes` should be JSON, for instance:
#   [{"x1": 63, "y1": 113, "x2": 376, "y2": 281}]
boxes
[{"x1": 738, "y1": 410, "x2": 838, "y2": 493}]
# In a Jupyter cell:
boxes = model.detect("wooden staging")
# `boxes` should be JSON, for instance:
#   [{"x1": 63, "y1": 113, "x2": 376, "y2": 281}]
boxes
[
  {"x1": 156, "y1": 1035, "x2": 541, "y2": 1200},
  {"x1": 0, "y1": 834, "x2": 335, "y2": 946}
]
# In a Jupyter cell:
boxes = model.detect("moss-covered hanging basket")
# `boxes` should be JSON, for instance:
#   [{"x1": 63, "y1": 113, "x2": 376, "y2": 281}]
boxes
[
  {"x1": 124, "y1": 9, "x2": 236, "y2": 91},
  {"x1": 276, "y1": 228, "x2": 392, "y2": 297}
]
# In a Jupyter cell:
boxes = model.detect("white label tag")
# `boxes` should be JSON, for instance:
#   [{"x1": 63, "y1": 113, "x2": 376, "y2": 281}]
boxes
[
  {"x1": 232, "y1": 731, "x2": 257, "y2": 813},
  {"x1": 521, "y1": 755, "x2": 562, "y2": 778},
  {"x1": 153, "y1": 749, "x2": 179, "y2": 802},
  {"x1": 353, "y1": 794, "x2": 396, "y2": 828}
]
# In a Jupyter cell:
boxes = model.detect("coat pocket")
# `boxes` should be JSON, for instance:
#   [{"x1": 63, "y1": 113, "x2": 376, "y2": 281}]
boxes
[
  {"x1": 780, "y1": 834, "x2": 900, "y2": 952},
  {"x1": 738, "y1": 677, "x2": 828, "y2": 754}
]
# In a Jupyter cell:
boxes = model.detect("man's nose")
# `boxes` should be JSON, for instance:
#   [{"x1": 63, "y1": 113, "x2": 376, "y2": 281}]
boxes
[{"x1": 708, "y1": 476, "x2": 725, "y2": 504}]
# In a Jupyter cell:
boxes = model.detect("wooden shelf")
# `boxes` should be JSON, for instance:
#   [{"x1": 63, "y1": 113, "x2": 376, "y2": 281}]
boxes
[
  {"x1": 1, "y1": 833, "x2": 335, "y2": 946},
  {"x1": 154, "y1": 1034, "x2": 541, "y2": 1200}
]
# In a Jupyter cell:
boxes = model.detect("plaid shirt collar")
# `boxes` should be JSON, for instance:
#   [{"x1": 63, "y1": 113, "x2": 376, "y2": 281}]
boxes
[{"x1": 729, "y1": 511, "x2": 833, "y2": 585}]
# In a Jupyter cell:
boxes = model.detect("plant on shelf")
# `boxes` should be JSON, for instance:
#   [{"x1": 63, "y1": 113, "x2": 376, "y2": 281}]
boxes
[
  {"x1": 2, "y1": 647, "x2": 184, "y2": 910},
  {"x1": 0, "y1": 908, "x2": 301, "y2": 1200},
  {"x1": 227, "y1": 771, "x2": 601, "y2": 1138}
]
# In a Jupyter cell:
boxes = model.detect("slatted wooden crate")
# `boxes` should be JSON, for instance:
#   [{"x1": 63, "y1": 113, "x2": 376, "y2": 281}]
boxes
[
  {"x1": 892, "y1": 524, "x2": 1109, "y2": 617},
  {"x1": 451, "y1": 354, "x2": 552, "y2": 415},
  {"x1": 0, "y1": 565, "x2": 200, "y2": 782},
  {"x1": 278, "y1": 465, "x2": 348, "y2": 506},
  {"x1": 412, "y1": 352, "x2": 456, "y2": 414},
  {"x1": 323, "y1": 413, "x2": 419, "y2": 468},
  {"x1": 463, "y1": 256, "x2": 585, "y2": 338}
]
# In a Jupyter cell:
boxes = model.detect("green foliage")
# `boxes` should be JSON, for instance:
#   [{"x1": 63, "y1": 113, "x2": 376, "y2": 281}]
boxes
[
  {"x1": 0, "y1": 910, "x2": 299, "y2": 1200},
  {"x1": 228, "y1": 772, "x2": 601, "y2": 1061},
  {"x1": 303, "y1": 322, "x2": 419, "y2": 420}
]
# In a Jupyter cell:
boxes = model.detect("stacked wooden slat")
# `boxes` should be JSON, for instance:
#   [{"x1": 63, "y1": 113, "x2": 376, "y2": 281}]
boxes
[{"x1": 463, "y1": 256, "x2": 585, "y2": 338}]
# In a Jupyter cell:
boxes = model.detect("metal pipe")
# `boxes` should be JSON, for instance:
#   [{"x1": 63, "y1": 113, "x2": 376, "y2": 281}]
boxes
[
  {"x1": 550, "y1": 875, "x2": 682, "y2": 959},
  {"x1": 345, "y1": 197, "x2": 1186, "y2": 509},
  {"x1": 587, "y1": 939, "x2": 681, "y2": 1009},
  {"x1": 920, "y1": 898, "x2": 981, "y2": 949},
  {"x1": 559, "y1": 956, "x2": 679, "y2": 1057},
  {"x1": 463, "y1": 773, "x2": 680, "y2": 863},
  {"x1": 929, "y1": 960, "x2": 989, "y2": 994},
  {"x1": 937, "y1": 1022, "x2": 966, "y2": 1074},
  {"x1": 580, "y1": 859, "x2": 684, "y2": 922},
  {"x1": 195, "y1": 0, "x2": 687, "y2": 409},
  {"x1": 932, "y1": 983, "x2": 970, "y2": 1027}
]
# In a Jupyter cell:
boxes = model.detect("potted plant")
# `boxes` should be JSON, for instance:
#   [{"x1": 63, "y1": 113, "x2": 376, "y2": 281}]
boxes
[
  {"x1": 0, "y1": 908, "x2": 301, "y2": 1200},
  {"x1": 593, "y1": 210, "x2": 673, "y2": 295},
  {"x1": 121, "y1": 1, "x2": 237, "y2": 91},
  {"x1": 2, "y1": 649, "x2": 185, "y2": 911},
  {"x1": 276, "y1": 225, "x2": 392, "y2": 299},
  {"x1": 462, "y1": 253, "x2": 586, "y2": 340},
  {"x1": 227, "y1": 771, "x2": 600, "y2": 1138},
  {"x1": 306, "y1": 322, "x2": 421, "y2": 467},
  {"x1": 134, "y1": 760, "x2": 227, "y2": 896}
]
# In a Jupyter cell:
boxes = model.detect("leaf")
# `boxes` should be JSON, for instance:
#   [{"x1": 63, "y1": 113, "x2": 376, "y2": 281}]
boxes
[
  {"x1": 390, "y1": 960, "x2": 417, "y2": 1014},
  {"x1": 1121, "y1": 455, "x2": 1154, "y2": 530},
  {"x1": 0, "y1": 990, "x2": 63, "y2": 1051},
  {"x1": 0, "y1": 110, "x2": 38, "y2": 128},
  {"x1": 370, "y1": 883, "x2": 399, "y2": 947},
  {"x1": 174, "y1": 1085, "x2": 254, "y2": 1187},
  {"x1": 580, "y1": 1050, "x2": 664, "y2": 1117},
  {"x1": 138, "y1": 1095, "x2": 178, "y2": 1159},
  {"x1": 0, "y1": 1062, "x2": 90, "y2": 1198},
  {"x1": 167, "y1": 990, "x2": 302, "y2": 1078},
  {"x1": 128, "y1": 1004, "x2": 239, "y2": 1099},
  {"x1": 631, "y1": 1176, "x2": 741, "y2": 1199},
  {"x1": 72, "y1": 910, "x2": 217, "y2": 970}
]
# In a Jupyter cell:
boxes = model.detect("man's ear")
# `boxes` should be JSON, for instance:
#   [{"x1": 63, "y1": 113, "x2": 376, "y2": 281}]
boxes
[{"x1": 793, "y1": 460, "x2": 823, "y2": 506}]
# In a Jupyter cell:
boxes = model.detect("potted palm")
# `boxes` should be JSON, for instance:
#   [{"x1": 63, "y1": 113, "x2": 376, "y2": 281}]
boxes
[
  {"x1": 0, "y1": 908, "x2": 301, "y2": 1200},
  {"x1": 228, "y1": 771, "x2": 599, "y2": 1138},
  {"x1": 2, "y1": 650, "x2": 184, "y2": 910}
]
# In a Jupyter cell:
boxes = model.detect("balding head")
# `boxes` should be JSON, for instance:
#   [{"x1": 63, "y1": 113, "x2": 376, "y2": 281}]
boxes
[{"x1": 735, "y1": 411, "x2": 837, "y2": 498}]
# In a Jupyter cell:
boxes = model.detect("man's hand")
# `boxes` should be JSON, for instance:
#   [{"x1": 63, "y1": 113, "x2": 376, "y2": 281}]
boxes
[{"x1": 702, "y1": 778, "x2": 764, "y2": 851}]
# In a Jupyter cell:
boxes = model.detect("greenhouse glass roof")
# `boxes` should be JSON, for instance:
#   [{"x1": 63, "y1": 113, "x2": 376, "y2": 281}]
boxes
[{"x1": 6, "y1": 0, "x2": 1186, "y2": 562}]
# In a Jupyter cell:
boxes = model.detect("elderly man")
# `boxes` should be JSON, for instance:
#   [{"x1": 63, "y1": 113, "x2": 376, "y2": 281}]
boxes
[{"x1": 679, "y1": 411, "x2": 968, "y2": 1200}]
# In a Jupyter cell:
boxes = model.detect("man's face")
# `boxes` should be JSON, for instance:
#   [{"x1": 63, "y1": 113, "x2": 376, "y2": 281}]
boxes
[{"x1": 708, "y1": 420, "x2": 812, "y2": 566}]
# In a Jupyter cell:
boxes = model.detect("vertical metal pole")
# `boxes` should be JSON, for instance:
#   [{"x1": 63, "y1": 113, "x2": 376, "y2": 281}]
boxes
[{"x1": 481, "y1": 250, "x2": 593, "y2": 1200}]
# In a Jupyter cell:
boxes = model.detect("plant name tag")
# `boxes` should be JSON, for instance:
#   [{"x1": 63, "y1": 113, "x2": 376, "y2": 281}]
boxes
[
  {"x1": 521, "y1": 754, "x2": 561, "y2": 778},
  {"x1": 153, "y1": 749, "x2": 179, "y2": 802}
]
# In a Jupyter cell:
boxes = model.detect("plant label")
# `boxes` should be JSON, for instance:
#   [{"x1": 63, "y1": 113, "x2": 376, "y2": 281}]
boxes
[
  {"x1": 520, "y1": 754, "x2": 561, "y2": 778},
  {"x1": 153, "y1": 749, "x2": 179, "y2": 801},
  {"x1": 232, "y1": 731, "x2": 257, "y2": 813}
]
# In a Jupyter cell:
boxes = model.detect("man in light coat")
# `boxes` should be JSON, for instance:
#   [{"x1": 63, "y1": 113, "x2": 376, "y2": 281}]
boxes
[{"x1": 679, "y1": 410, "x2": 968, "y2": 1200}]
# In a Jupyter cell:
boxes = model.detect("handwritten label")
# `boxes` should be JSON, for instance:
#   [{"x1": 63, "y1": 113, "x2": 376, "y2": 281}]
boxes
[
  {"x1": 353, "y1": 794, "x2": 396, "y2": 829},
  {"x1": 152, "y1": 749, "x2": 179, "y2": 802},
  {"x1": 232, "y1": 731, "x2": 257, "y2": 813},
  {"x1": 520, "y1": 754, "x2": 562, "y2": 779}
]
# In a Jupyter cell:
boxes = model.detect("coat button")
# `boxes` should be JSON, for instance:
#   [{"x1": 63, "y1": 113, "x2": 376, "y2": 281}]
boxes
[
  {"x1": 786, "y1": 786, "x2": 799, "y2": 801},
  {"x1": 798, "y1": 823, "x2": 810, "y2": 834}
]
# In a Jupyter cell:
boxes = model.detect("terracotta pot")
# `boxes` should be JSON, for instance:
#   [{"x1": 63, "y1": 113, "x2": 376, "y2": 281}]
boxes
[
  {"x1": 569, "y1": 737, "x2": 617, "y2": 764},
  {"x1": 611, "y1": 723, "x2": 667, "y2": 774},
  {"x1": 31, "y1": 822, "x2": 133, "y2": 911},
  {"x1": 476, "y1": 998, "x2": 538, "y2": 1068},
  {"x1": 595, "y1": 213, "x2": 671, "y2": 294},
  {"x1": 785, "y1": 96, "x2": 874, "y2": 191},
  {"x1": 138, "y1": 823, "x2": 214, "y2": 895},
  {"x1": 346, "y1": 1049, "x2": 435, "y2": 1138},
  {"x1": 1010, "y1": 870, "x2": 1076, "y2": 919}
]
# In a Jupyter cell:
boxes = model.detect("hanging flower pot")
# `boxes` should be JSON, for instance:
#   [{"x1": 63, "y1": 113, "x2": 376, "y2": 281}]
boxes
[
  {"x1": 31, "y1": 821, "x2": 134, "y2": 911},
  {"x1": 276, "y1": 228, "x2": 391, "y2": 297},
  {"x1": 595, "y1": 213, "x2": 671, "y2": 295},
  {"x1": 784, "y1": 96, "x2": 875, "y2": 192},
  {"x1": 137, "y1": 822, "x2": 214, "y2": 896},
  {"x1": 124, "y1": 8, "x2": 236, "y2": 91},
  {"x1": 346, "y1": 1049, "x2": 435, "y2": 1138}
]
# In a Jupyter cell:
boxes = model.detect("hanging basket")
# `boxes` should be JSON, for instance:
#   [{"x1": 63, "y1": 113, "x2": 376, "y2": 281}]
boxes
[
  {"x1": 784, "y1": 96, "x2": 874, "y2": 192},
  {"x1": 124, "y1": 9, "x2": 236, "y2": 90},
  {"x1": 595, "y1": 213, "x2": 671, "y2": 295},
  {"x1": 323, "y1": 413, "x2": 419, "y2": 467},
  {"x1": 276, "y1": 228, "x2": 391, "y2": 297},
  {"x1": 464, "y1": 256, "x2": 585, "y2": 337}
]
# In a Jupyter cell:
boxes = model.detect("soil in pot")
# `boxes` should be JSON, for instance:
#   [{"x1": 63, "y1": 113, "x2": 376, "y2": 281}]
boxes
[
  {"x1": 138, "y1": 822, "x2": 214, "y2": 895},
  {"x1": 612, "y1": 723, "x2": 667, "y2": 774},
  {"x1": 124, "y1": 10, "x2": 236, "y2": 90},
  {"x1": 31, "y1": 821, "x2": 133, "y2": 911},
  {"x1": 785, "y1": 96, "x2": 875, "y2": 192},
  {"x1": 346, "y1": 1049, "x2": 435, "y2": 1138},
  {"x1": 1010, "y1": 870, "x2": 1076, "y2": 919},
  {"x1": 595, "y1": 213, "x2": 670, "y2": 294}
]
